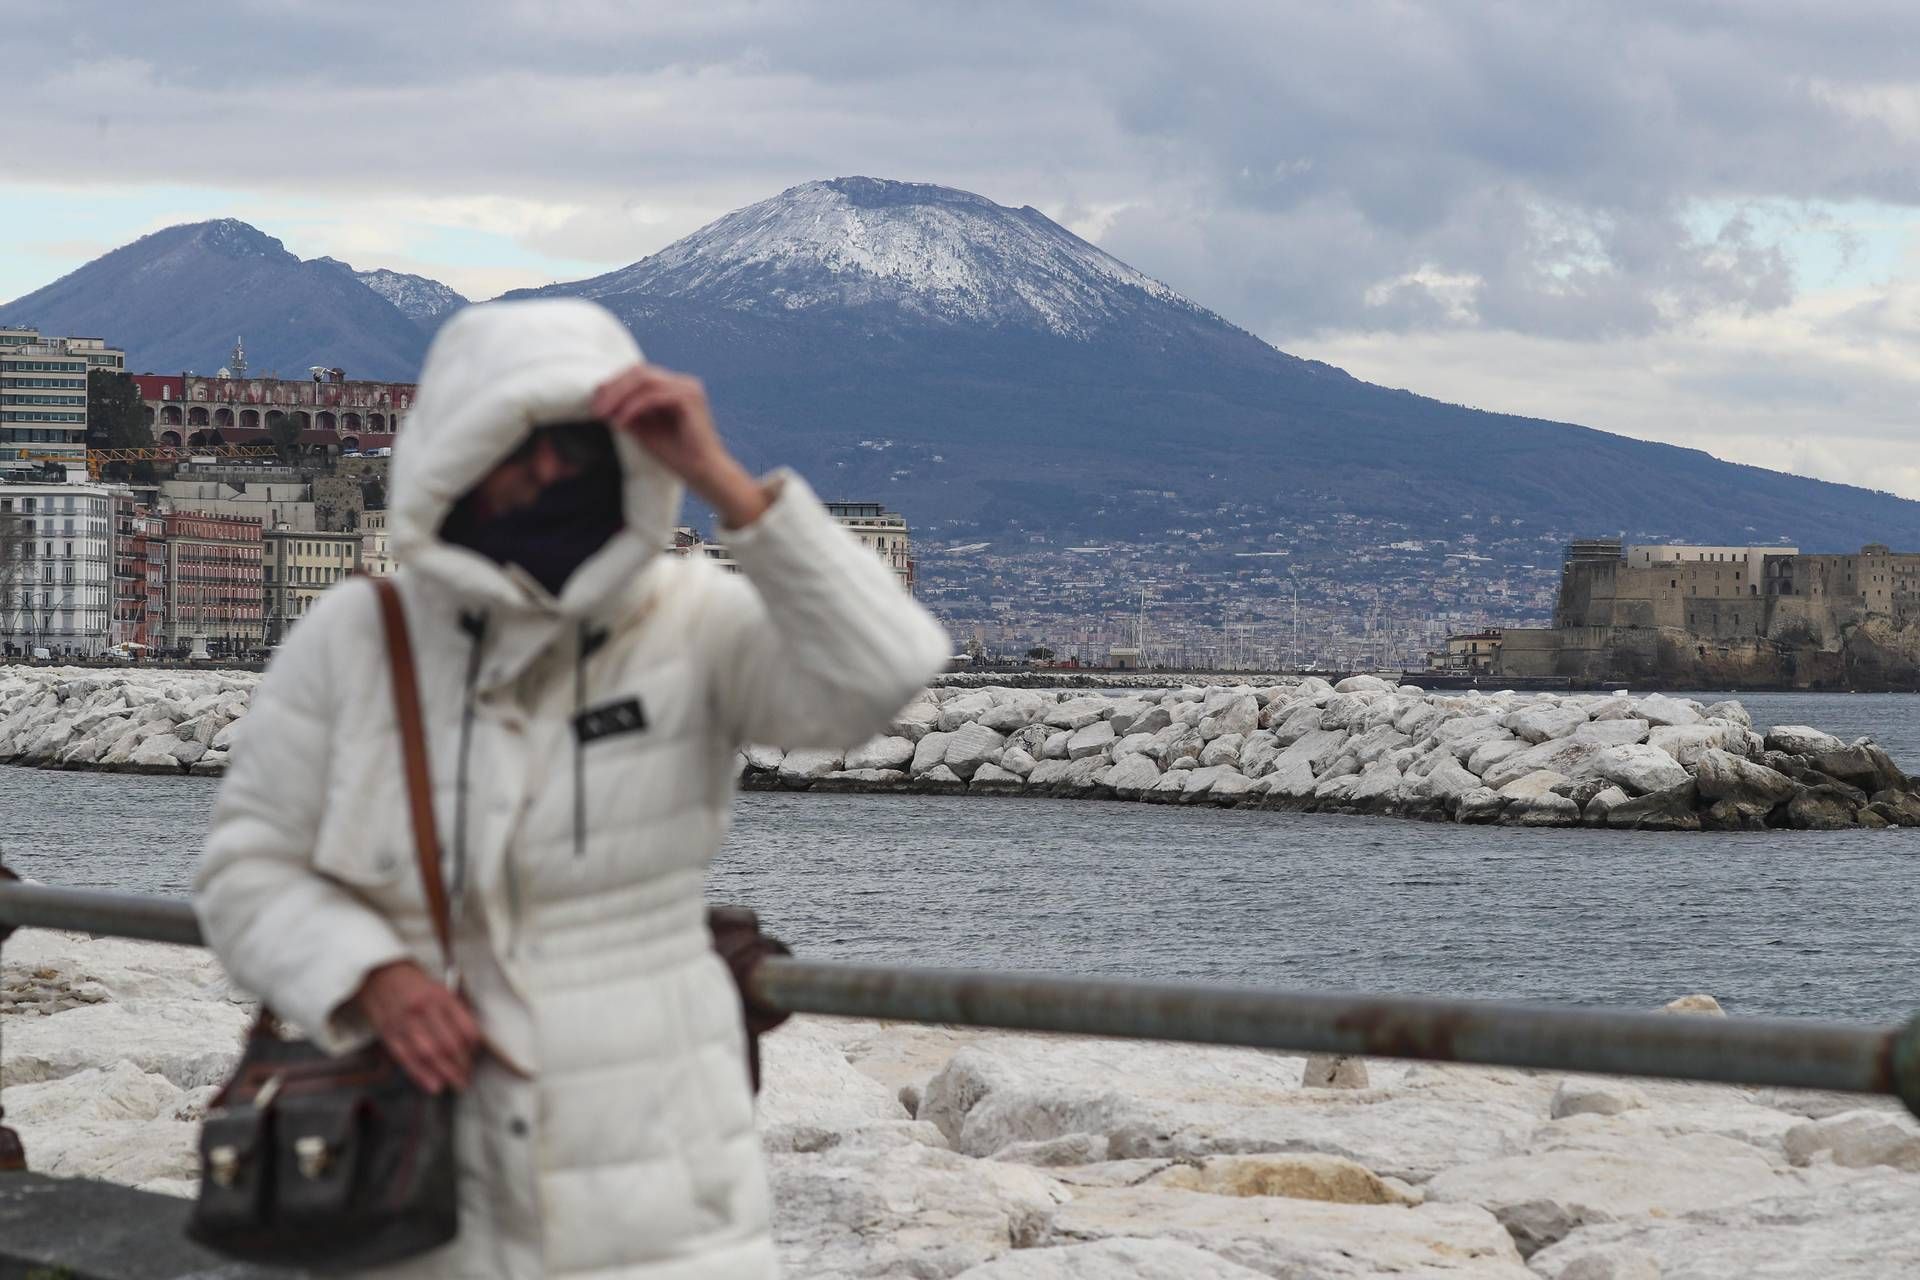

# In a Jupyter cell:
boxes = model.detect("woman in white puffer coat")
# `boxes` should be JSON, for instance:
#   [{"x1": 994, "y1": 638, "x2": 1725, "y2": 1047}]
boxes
[{"x1": 194, "y1": 298, "x2": 949, "y2": 1278}]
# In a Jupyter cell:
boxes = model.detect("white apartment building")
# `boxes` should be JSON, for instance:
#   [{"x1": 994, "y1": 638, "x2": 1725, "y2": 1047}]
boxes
[
  {"x1": 666, "y1": 504, "x2": 915, "y2": 593},
  {"x1": 0, "y1": 478, "x2": 116, "y2": 656},
  {"x1": 1625, "y1": 544, "x2": 1799, "y2": 585},
  {"x1": 264, "y1": 527, "x2": 363, "y2": 643},
  {"x1": 825, "y1": 502, "x2": 914, "y2": 594},
  {"x1": 361, "y1": 507, "x2": 396, "y2": 577},
  {"x1": 1, "y1": 327, "x2": 123, "y2": 474}
]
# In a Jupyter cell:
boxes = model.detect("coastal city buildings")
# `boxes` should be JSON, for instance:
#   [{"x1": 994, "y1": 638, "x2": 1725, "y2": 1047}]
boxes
[
  {"x1": 1429, "y1": 629, "x2": 1504, "y2": 674},
  {"x1": 263, "y1": 527, "x2": 362, "y2": 642},
  {"x1": 111, "y1": 495, "x2": 166, "y2": 651},
  {"x1": 0, "y1": 478, "x2": 115, "y2": 655},
  {"x1": 825, "y1": 500, "x2": 915, "y2": 593},
  {"x1": 668, "y1": 501, "x2": 917, "y2": 594},
  {"x1": 1, "y1": 327, "x2": 125, "y2": 475},
  {"x1": 162, "y1": 510, "x2": 264, "y2": 657},
  {"x1": 160, "y1": 477, "x2": 317, "y2": 532},
  {"x1": 360, "y1": 507, "x2": 395, "y2": 576},
  {"x1": 669, "y1": 525, "x2": 739, "y2": 573},
  {"x1": 132, "y1": 361, "x2": 416, "y2": 454}
]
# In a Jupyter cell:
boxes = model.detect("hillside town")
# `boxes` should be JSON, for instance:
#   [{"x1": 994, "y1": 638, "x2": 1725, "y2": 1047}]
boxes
[
  {"x1": 9, "y1": 318, "x2": 1920, "y2": 684},
  {"x1": 0, "y1": 326, "x2": 915, "y2": 660}
]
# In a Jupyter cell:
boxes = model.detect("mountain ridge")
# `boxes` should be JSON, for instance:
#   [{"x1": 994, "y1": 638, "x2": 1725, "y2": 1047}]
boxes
[
  {"x1": 5, "y1": 185, "x2": 1918, "y2": 560},
  {"x1": 1, "y1": 221, "x2": 439, "y2": 380}
]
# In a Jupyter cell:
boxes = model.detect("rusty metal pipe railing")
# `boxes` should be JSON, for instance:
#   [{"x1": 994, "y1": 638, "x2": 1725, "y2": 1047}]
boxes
[{"x1": 5, "y1": 879, "x2": 1919, "y2": 1116}]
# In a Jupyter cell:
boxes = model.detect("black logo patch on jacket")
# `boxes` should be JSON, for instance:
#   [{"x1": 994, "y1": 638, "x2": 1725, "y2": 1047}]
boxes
[{"x1": 574, "y1": 697, "x2": 648, "y2": 745}]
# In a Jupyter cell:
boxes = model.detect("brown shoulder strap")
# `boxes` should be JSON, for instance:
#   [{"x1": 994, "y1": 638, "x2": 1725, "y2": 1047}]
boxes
[{"x1": 369, "y1": 577, "x2": 455, "y2": 975}]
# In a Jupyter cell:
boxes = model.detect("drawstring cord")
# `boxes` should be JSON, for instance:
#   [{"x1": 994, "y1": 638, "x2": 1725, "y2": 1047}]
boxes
[
  {"x1": 453, "y1": 610, "x2": 489, "y2": 938},
  {"x1": 574, "y1": 622, "x2": 610, "y2": 856}
]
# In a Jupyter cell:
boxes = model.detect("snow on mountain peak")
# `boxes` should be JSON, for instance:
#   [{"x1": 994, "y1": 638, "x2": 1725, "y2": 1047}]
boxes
[
  {"x1": 579, "y1": 177, "x2": 1199, "y2": 337},
  {"x1": 353, "y1": 267, "x2": 469, "y2": 323}
]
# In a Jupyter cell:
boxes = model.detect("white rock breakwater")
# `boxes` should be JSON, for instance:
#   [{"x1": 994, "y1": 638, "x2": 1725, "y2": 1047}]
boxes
[
  {"x1": 7, "y1": 667, "x2": 1919, "y2": 831},
  {"x1": 0, "y1": 667, "x2": 250, "y2": 776},
  {"x1": 750, "y1": 677, "x2": 1920, "y2": 832},
  {"x1": 7, "y1": 928, "x2": 1920, "y2": 1276}
]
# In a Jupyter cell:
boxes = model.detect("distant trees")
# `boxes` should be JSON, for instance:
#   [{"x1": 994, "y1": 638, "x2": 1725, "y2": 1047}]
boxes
[
  {"x1": 1026, "y1": 645, "x2": 1055, "y2": 660},
  {"x1": 88, "y1": 371, "x2": 158, "y2": 482},
  {"x1": 266, "y1": 412, "x2": 303, "y2": 463},
  {"x1": 87, "y1": 370, "x2": 152, "y2": 450}
]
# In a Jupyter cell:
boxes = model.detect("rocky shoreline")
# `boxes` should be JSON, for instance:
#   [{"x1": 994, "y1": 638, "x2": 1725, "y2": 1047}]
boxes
[
  {"x1": 6, "y1": 668, "x2": 1919, "y2": 831},
  {"x1": 752, "y1": 679, "x2": 1920, "y2": 832},
  {"x1": 6, "y1": 926, "x2": 1920, "y2": 1276}
]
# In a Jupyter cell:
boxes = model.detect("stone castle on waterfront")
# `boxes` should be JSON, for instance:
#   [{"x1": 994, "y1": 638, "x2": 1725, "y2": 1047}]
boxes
[{"x1": 1492, "y1": 539, "x2": 1920, "y2": 689}]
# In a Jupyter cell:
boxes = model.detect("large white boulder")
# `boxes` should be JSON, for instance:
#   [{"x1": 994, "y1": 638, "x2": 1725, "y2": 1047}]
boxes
[
  {"x1": 1634, "y1": 693, "x2": 1705, "y2": 727},
  {"x1": 1237, "y1": 731, "x2": 1281, "y2": 778},
  {"x1": 938, "y1": 690, "x2": 999, "y2": 732},
  {"x1": 1649, "y1": 722, "x2": 1760, "y2": 766},
  {"x1": 1197, "y1": 732, "x2": 1244, "y2": 768},
  {"x1": 1506, "y1": 702, "x2": 1590, "y2": 744},
  {"x1": 1103, "y1": 753, "x2": 1161, "y2": 799},
  {"x1": 911, "y1": 730, "x2": 955, "y2": 775},
  {"x1": 845, "y1": 735, "x2": 915, "y2": 772},
  {"x1": 944, "y1": 723, "x2": 1009, "y2": 779},
  {"x1": 771, "y1": 1141, "x2": 1067, "y2": 1278},
  {"x1": 1044, "y1": 698, "x2": 1109, "y2": 730},
  {"x1": 1783, "y1": 1109, "x2": 1920, "y2": 1172},
  {"x1": 1766, "y1": 724, "x2": 1846, "y2": 756},
  {"x1": 1571, "y1": 718, "x2": 1650, "y2": 747},
  {"x1": 998, "y1": 747, "x2": 1037, "y2": 778},
  {"x1": 922, "y1": 1038, "x2": 1542, "y2": 1183},
  {"x1": 1481, "y1": 738, "x2": 1602, "y2": 791},
  {"x1": 1529, "y1": 1167, "x2": 1920, "y2": 1280},
  {"x1": 1426, "y1": 1126, "x2": 1786, "y2": 1257},
  {"x1": 1589, "y1": 743, "x2": 1691, "y2": 795},
  {"x1": 779, "y1": 748, "x2": 843, "y2": 784},
  {"x1": 1200, "y1": 694, "x2": 1259, "y2": 738},
  {"x1": 1693, "y1": 748, "x2": 1797, "y2": 816},
  {"x1": 1065, "y1": 720, "x2": 1116, "y2": 761}
]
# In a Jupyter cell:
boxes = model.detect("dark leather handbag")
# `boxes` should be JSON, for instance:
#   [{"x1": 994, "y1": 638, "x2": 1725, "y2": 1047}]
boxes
[{"x1": 187, "y1": 576, "x2": 460, "y2": 1271}]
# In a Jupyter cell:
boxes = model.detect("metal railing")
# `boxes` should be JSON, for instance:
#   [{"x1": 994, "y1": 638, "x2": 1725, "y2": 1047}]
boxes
[{"x1": 3, "y1": 877, "x2": 1917, "y2": 1116}]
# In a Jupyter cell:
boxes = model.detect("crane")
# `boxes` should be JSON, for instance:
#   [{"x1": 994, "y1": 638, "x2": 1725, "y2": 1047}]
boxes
[{"x1": 12, "y1": 444, "x2": 280, "y2": 480}]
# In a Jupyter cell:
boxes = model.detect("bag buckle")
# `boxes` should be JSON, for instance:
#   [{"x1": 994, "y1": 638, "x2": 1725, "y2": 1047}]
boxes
[
  {"x1": 294, "y1": 1135, "x2": 333, "y2": 1180},
  {"x1": 209, "y1": 1145, "x2": 241, "y2": 1187}
]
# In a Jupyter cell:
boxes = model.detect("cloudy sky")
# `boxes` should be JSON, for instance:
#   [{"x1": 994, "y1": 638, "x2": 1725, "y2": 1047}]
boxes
[{"x1": 5, "y1": 1, "x2": 1917, "y2": 496}]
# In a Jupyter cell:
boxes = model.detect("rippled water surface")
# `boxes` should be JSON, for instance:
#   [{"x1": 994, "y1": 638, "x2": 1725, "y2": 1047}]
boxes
[{"x1": 5, "y1": 692, "x2": 1916, "y2": 1021}]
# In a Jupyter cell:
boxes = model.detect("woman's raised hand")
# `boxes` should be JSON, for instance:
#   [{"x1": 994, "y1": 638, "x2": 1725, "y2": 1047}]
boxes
[{"x1": 592, "y1": 364, "x2": 771, "y2": 529}]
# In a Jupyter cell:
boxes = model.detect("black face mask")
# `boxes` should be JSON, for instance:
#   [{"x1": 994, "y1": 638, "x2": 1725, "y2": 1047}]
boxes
[{"x1": 441, "y1": 427, "x2": 627, "y2": 597}]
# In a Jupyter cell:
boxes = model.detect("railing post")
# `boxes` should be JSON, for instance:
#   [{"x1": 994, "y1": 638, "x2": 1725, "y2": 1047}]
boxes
[{"x1": 0, "y1": 865, "x2": 26, "y2": 1171}]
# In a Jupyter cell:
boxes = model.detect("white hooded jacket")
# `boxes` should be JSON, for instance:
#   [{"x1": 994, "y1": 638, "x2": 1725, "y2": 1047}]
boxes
[{"x1": 194, "y1": 299, "x2": 949, "y2": 1278}]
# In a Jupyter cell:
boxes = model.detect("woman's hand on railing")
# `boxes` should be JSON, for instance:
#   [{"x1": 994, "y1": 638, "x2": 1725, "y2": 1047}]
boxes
[{"x1": 353, "y1": 960, "x2": 481, "y2": 1093}]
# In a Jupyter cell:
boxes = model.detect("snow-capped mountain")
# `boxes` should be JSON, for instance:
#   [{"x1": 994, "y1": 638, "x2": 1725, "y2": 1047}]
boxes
[
  {"x1": 9, "y1": 183, "x2": 1920, "y2": 554},
  {"x1": 353, "y1": 267, "x2": 469, "y2": 329},
  {"x1": 563, "y1": 177, "x2": 1204, "y2": 339},
  {"x1": 510, "y1": 177, "x2": 1920, "y2": 551}
]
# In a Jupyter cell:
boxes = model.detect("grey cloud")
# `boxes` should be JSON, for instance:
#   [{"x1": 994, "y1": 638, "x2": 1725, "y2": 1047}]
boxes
[{"x1": 2, "y1": 0, "x2": 1917, "y2": 345}]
